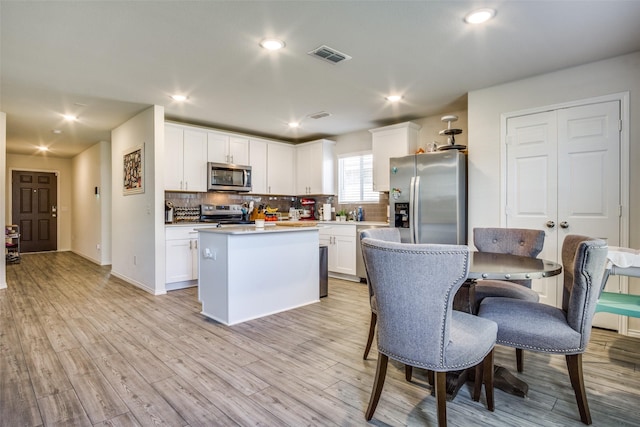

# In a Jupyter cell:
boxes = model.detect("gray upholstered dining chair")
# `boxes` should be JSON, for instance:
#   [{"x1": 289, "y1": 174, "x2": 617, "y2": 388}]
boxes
[
  {"x1": 477, "y1": 235, "x2": 608, "y2": 425},
  {"x1": 473, "y1": 227, "x2": 545, "y2": 371},
  {"x1": 359, "y1": 227, "x2": 401, "y2": 360},
  {"x1": 361, "y1": 237, "x2": 497, "y2": 426}
]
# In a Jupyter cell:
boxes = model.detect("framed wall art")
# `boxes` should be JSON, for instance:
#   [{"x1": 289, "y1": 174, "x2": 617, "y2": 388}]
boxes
[{"x1": 123, "y1": 143, "x2": 144, "y2": 195}]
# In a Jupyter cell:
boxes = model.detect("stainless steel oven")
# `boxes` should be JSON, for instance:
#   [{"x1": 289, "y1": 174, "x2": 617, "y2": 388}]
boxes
[{"x1": 207, "y1": 162, "x2": 252, "y2": 192}]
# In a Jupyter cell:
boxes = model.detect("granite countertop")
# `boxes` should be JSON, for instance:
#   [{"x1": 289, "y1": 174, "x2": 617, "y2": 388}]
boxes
[
  {"x1": 196, "y1": 224, "x2": 319, "y2": 235},
  {"x1": 166, "y1": 220, "x2": 389, "y2": 227},
  {"x1": 316, "y1": 220, "x2": 389, "y2": 226}
]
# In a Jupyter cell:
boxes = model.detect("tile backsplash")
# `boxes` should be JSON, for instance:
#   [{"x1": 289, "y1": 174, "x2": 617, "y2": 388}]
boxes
[{"x1": 165, "y1": 192, "x2": 390, "y2": 223}]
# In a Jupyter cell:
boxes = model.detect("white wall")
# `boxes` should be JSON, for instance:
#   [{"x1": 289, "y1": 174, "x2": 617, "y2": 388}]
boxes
[
  {"x1": 0, "y1": 112, "x2": 6, "y2": 289},
  {"x1": 71, "y1": 141, "x2": 112, "y2": 265},
  {"x1": 5, "y1": 153, "x2": 73, "y2": 251},
  {"x1": 111, "y1": 105, "x2": 166, "y2": 295}
]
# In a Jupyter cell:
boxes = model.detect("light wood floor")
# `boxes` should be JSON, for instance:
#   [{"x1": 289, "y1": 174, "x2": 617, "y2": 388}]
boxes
[{"x1": 2, "y1": 252, "x2": 640, "y2": 426}]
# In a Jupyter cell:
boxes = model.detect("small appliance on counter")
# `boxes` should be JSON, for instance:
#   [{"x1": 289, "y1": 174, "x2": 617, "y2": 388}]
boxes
[
  {"x1": 300, "y1": 198, "x2": 316, "y2": 220},
  {"x1": 289, "y1": 207, "x2": 301, "y2": 221},
  {"x1": 165, "y1": 201, "x2": 174, "y2": 223}
]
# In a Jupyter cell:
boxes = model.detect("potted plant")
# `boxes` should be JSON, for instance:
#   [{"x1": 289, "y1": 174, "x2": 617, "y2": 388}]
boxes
[{"x1": 337, "y1": 209, "x2": 348, "y2": 221}]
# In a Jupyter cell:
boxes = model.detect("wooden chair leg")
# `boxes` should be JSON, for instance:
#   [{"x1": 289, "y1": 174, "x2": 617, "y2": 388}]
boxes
[
  {"x1": 365, "y1": 352, "x2": 388, "y2": 421},
  {"x1": 472, "y1": 361, "x2": 483, "y2": 402},
  {"x1": 427, "y1": 369, "x2": 434, "y2": 386},
  {"x1": 483, "y1": 350, "x2": 495, "y2": 412},
  {"x1": 566, "y1": 354, "x2": 592, "y2": 425},
  {"x1": 516, "y1": 348, "x2": 524, "y2": 373},
  {"x1": 435, "y1": 371, "x2": 448, "y2": 427},
  {"x1": 363, "y1": 311, "x2": 377, "y2": 360},
  {"x1": 405, "y1": 365, "x2": 413, "y2": 381}
]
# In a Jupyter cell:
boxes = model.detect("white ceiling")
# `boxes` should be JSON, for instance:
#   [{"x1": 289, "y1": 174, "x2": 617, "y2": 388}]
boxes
[{"x1": 2, "y1": 1, "x2": 640, "y2": 158}]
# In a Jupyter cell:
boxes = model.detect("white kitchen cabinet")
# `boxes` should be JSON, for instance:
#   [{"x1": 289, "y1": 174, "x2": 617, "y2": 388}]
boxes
[
  {"x1": 207, "y1": 131, "x2": 250, "y2": 165},
  {"x1": 370, "y1": 121, "x2": 421, "y2": 192},
  {"x1": 319, "y1": 224, "x2": 357, "y2": 277},
  {"x1": 249, "y1": 138, "x2": 268, "y2": 194},
  {"x1": 165, "y1": 226, "x2": 199, "y2": 290},
  {"x1": 267, "y1": 142, "x2": 295, "y2": 195},
  {"x1": 164, "y1": 124, "x2": 208, "y2": 192},
  {"x1": 295, "y1": 139, "x2": 335, "y2": 195}
]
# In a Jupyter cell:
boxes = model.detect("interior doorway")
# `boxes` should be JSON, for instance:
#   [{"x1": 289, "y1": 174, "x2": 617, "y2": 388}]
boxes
[{"x1": 11, "y1": 170, "x2": 58, "y2": 252}]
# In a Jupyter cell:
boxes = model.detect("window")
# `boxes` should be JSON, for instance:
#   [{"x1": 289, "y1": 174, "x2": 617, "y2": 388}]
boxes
[{"x1": 338, "y1": 152, "x2": 379, "y2": 203}]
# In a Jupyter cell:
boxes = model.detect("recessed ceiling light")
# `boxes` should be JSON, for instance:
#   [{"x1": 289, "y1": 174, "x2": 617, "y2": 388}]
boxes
[
  {"x1": 52, "y1": 129, "x2": 63, "y2": 134},
  {"x1": 37, "y1": 146, "x2": 49, "y2": 152},
  {"x1": 385, "y1": 95, "x2": 403, "y2": 102},
  {"x1": 260, "y1": 38, "x2": 285, "y2": 50},
  {"x1": 288, "y1": 121, "x2": 300, "y2": 128},
  {"x1": 464, "y1": 8, "x2": 496, "y2": 24},
  {"x1": 171, "y1": 94, "x2": 188, "y2": 102},
  {"x1": 62, "y1": 114, "x2": 77, "y2": 121}
]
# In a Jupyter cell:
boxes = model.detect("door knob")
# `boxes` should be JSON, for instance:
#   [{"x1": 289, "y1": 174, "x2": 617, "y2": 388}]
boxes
[
  {"x1": 560, "y1": 221, "x2": 569, "y2": 229},
  {"x1": 546, "y1": 221, "x2": 555, "y2": 229}
]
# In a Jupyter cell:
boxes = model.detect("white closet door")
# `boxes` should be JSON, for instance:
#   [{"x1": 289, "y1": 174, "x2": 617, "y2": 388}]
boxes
[
  {"x1": 557, "y1": 101, "x2": 621, "y2": 329},
  {"x1": 506, "y1": 101, "x2": 621, "y2": 313},
  {"x1": 556, "y1": 101, "x2": 620, "y2": 247},
  {"x1": 506, "y1": 111, "x2": 559, "y2": 306}
]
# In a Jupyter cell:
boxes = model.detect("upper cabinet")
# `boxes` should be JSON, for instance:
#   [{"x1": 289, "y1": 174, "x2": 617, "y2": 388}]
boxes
[
  {"x1": 165, "y1": 122, "x2": 296, "y2": 195},
  {"x1": 248, "y1": 138, "x2": 268, "y2": 194},
  {"x1": 295, "y1": 139, "x2": 335, "y2": 195},
  {"x1": 267, "y1": 142, "x2": 295, "y2": 195},
  {"x1": 207, "y1": 132, "x2": 249, "y2": 165},
  {"x1": 165, "y1": 124, "x2": 208, "y2": 192},
  {"x1": 370, "y1": 122, "x2": 421, "y2": 192}
]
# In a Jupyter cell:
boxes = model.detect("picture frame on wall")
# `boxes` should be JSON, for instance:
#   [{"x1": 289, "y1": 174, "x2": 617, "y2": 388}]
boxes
[{"x1": 123, "y1": 143, "x2": 144, "y2": 195}]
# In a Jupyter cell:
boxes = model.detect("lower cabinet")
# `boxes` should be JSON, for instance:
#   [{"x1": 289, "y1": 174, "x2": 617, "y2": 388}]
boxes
[
  {"x1": 165, "y1": 226, "x2": 199, "y2": 290},
  {"x1": 319, "y1": 224, "x2": 357, "y2": 278}
]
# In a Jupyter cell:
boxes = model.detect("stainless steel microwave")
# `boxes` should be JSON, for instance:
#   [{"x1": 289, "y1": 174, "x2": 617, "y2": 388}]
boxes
[{"x1": 207, "y1": 162, "x2": 252, "y2": 192}]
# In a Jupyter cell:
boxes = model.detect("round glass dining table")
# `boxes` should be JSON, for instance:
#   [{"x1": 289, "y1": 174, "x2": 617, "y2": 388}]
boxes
[
  {"x1": 454, "y1": 252, "x2": 562, "y2": 315},
  {"x1": 468, "y1": 251, "x2": 562, "y2": 281},
  {"x1": 448, "y1": 252, "x2": 562, "y2": 400}
]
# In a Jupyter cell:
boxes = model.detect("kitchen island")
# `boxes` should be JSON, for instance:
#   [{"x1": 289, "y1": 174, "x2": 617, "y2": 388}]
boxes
[{"x1": 197, "y1": 224, "x2": 320, "y2": 325}]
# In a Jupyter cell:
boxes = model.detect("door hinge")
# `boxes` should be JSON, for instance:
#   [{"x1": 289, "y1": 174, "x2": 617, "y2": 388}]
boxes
[
  {"x1": 619, "y1": 119, "x2": 622, "y2": 132},
  {"x1": 619, "y1": 205, "x2": 623, "y2": 217}
]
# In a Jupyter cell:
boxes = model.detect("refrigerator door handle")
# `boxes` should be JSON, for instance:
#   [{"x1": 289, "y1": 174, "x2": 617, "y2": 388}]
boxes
[{"x1": 410, "y1": 176, "x2": 419, "y2": 243}]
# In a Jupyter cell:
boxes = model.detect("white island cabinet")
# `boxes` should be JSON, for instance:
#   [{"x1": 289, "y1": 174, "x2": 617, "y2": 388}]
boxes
[{"x1": 197, "y1": 225, "x2": 319, "y2": 325}]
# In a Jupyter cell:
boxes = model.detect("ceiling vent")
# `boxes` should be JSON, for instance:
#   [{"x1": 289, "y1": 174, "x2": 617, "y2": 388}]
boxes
[
  {"x1": 308, "y1": 45, "x2": 352, "y2": 64},
  {"x1": 308, "y1": 111, "x2": 331, "y2": 120}
]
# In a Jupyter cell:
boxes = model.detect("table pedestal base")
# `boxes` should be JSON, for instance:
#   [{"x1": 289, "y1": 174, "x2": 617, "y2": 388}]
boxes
[
  {"x1": 442, "y1": 280, "x2": 528, "y2": 400},
  {"x1": 435, "y1": 366, "x2": 528, "y2": 401},
  {"x1": 493, "y1": 366, "x2": 528, "y2": 397}
]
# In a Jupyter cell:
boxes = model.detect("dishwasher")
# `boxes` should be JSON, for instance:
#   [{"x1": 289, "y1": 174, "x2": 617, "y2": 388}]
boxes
[{"x1": 355, "y1": 224, "x2": 389, "y2": 281}]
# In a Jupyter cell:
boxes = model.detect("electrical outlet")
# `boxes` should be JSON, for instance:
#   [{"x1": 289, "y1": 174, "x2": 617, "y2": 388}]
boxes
[{"x1": 96, "y1": 244, "x2": 101, "y2": 250}]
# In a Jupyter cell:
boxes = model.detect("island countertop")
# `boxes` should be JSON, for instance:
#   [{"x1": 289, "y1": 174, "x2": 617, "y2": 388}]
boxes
[{"x1": 196, "y1": 224, "x2": 319, "y2": 235}]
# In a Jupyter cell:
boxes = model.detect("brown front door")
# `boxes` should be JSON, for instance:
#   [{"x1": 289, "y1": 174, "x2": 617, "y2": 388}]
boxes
[{"x1": 12, "y1": 170, "x2": 58, "y2": 252}]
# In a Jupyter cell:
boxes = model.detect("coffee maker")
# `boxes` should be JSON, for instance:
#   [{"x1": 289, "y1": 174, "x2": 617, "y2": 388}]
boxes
[
  {"x1": 165, "y1": 201, "x2": 174, "y2": 223},
  {"x1": 300, "y1": 198, "x2": 316, "y2": 220}
]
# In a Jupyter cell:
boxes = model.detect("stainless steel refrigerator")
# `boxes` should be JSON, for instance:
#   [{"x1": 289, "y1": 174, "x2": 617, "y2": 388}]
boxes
[{"x1": 389, "y1": 151, "x2": 467, "y2": 244}]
